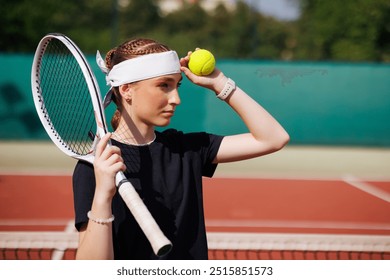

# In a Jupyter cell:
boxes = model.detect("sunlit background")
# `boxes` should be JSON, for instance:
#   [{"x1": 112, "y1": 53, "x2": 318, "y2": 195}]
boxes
[{"x1": 0, "y1": 0, "x2": 389, "y2": 263}]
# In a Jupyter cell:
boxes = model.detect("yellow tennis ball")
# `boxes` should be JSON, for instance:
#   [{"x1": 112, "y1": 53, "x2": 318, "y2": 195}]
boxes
[{"x1": 188, "y1": 49, "x2": 215, "y2": 76}]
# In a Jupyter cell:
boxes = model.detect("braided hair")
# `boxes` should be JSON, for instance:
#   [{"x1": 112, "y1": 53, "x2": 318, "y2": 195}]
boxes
[{"x1": 105, "y1": 38, "x2": 171, "y2": 129}]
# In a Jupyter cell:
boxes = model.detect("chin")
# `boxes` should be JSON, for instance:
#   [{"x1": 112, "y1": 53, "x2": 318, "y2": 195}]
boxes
[{"x1": 154, "y1": 118, "x2": 172, "y2": 127}]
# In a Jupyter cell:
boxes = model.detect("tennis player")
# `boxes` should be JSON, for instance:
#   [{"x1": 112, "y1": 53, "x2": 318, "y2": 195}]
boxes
[{"x1": 73, "y1": 38, "x2": 289, "y2": 259}]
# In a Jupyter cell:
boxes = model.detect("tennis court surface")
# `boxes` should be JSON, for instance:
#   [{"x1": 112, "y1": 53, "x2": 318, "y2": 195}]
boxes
[{"x1": 0, "y1": 143, "x2": 389, "y2": 259}]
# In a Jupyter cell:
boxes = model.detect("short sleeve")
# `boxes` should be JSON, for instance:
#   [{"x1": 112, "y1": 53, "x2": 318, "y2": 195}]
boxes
[
  {"x1": 72, "y1": 160, "x2": 96, "y2": 231},
  {"x1": 182, "y1": 132, "x2": 224, "y2": 178},
  {"x1": 200, "y1": 133, "x2": 224, "y2": 177}
]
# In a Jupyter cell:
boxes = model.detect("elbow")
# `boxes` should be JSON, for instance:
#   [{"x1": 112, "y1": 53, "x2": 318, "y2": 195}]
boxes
[
  {"x1": 281, "y1": 131, "x2": 290, "y2": 147},
  {"x1": 270, "y1": 131, "x2": 290, "y2": 152}
]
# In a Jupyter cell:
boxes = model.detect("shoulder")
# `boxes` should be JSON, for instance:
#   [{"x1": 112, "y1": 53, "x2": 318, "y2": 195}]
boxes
[
  {"x1": 73, "y1": 160, "x2": 94, "y2": 175},
  {"x1": 73, "y1": 160, "x2": 95, "y2": 185}
]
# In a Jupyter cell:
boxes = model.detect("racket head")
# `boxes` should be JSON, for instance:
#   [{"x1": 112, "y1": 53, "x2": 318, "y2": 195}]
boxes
[{"x1": 31, "y1": 33, "x2": 107, "y2": 163}]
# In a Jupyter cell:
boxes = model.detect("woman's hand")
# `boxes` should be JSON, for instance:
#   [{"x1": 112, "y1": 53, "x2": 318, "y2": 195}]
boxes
[
  {"x1": 93, "y1": 133, "x2": 126, "y2": 202},
  {"x1": 180, "y1": 49, "x2": 228, "y2": 94}
]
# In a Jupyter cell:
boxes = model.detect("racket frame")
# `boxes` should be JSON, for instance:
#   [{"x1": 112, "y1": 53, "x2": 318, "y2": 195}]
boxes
[{"x1": 31, "y1": 34, "x2": 104, "y2": 163}]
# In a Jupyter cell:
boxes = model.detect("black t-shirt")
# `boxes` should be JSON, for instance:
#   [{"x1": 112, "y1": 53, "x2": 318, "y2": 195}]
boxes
[{"x1": 72, "y1": 129, "x2": 223, "y2": 260}]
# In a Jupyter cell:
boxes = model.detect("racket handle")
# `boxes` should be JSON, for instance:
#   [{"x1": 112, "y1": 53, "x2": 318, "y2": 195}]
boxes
[{"x1": 116, "y1": 173, "x2": 172, "y2": 257}]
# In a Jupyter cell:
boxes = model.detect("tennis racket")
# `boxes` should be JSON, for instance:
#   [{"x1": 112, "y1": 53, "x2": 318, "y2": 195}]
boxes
[{"x1": 31, "y1": 33, "x2": 172, "y2": 256}]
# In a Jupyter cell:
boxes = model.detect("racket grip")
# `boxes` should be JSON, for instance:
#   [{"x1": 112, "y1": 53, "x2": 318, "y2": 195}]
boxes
[{"x1": 116, "y1": 175, "x2": 172, "y2": 257}]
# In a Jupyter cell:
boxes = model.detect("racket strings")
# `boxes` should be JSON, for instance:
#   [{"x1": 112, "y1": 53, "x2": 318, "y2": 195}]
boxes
[
  {"x1": 37, "y1": 39, "x2": 96, "y2": 156},
  {"x1": 112, "y1": 125, "x2": 134, "y2": 144}
]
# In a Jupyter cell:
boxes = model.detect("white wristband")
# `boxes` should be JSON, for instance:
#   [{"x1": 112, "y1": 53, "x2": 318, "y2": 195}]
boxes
[
  {"x1": 87, "y1": 211, "x2": 115, "y2": 224},
  {"x1": 216, "y1": 78, "x2": 236, "y2": 100}
]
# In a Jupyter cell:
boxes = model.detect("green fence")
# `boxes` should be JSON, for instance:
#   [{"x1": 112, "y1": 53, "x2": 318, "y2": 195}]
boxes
[{"x1": 1, "y1": 54, "x2": 389, "y2": 146}]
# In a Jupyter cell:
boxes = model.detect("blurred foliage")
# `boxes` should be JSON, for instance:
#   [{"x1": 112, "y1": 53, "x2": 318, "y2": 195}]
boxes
[
  {"x1": 296, "y1": 0, "x2": 390, "y2": 61},
  {"x1": 1, "y1": 0, "x2": 389, "y2": 62}
]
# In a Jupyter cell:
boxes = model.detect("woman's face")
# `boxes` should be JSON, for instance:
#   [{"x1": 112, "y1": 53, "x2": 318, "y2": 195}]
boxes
[{"x1": 123, "y1": 73, "x2": 182, "y2": 128}]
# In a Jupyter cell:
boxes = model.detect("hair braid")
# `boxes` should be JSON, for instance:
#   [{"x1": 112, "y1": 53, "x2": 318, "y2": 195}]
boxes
[{"x1": 105, "y1": 48, "x2": 117, "y2": 70}]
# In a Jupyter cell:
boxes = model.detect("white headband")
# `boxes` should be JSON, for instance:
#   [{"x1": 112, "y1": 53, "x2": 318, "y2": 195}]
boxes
[{"x1": 96, "y1": 50, "x2": 181, "y2": 87}]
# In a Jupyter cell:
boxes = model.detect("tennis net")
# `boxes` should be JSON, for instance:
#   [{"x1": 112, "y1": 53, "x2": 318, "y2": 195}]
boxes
[{"x1": 1, "y1": 231, "x2": 389, "y2": 260}]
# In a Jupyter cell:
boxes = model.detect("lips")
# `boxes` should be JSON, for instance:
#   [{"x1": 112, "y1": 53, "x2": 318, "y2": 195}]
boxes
[{"x1": 162, "y1": 110, "x2": 174, "y2": 117}]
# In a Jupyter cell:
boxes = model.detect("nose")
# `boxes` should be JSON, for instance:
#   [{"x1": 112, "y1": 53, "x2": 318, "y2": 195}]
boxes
[{"x1": 169, "y1": 89, "x2": 181, "y2": 106}]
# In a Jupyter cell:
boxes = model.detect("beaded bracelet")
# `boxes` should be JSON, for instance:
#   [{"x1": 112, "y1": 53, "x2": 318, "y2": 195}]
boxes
[{"x1": 87, "y1": 211, "x2": 115, "y2": 224}]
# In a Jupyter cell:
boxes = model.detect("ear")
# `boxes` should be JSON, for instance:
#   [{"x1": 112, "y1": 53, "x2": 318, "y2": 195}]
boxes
[{"x1": 119, "y1": 84, "x2": 132, "y2": 101}]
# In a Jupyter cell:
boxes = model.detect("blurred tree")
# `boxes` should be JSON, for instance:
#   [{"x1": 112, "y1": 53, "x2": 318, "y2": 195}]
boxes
[
  {"x1": 152, "y1": 2, "x2": 210, "y2": 55},
  {"x1": 296, "y1": 0, "x2": 390, "y2": 61},
  {"x1": 0, "y1": 0, "x2": 112, "y2": 53},
  {"x1": 256, "y1": 16, "x2": 295, "y2": 60},
  {"x1": 1, "y1": 0, "x2": 388, "y2": 62},
  {"x1": 1, "y1": 0, "x2": 66, "y2": 52},
  {"x1": 207, "y1": 4, "x2": 234, "y2": 57},
  {"x1": 227, "y1": 1, "x2": 259, "y2": 58},
  {"x1": 118, "y1": 0, "x2": 161, "y2": 43}
]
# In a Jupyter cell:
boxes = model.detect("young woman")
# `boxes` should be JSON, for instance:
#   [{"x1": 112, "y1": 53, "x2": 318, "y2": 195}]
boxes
[{"x1": 73, "y1": 38, "x2": 289, "y2": 260}]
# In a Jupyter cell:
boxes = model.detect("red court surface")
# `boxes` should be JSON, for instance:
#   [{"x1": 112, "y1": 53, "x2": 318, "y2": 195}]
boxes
[{"x1": 0, "y1": 175, "x2": 389, "y2": 235}]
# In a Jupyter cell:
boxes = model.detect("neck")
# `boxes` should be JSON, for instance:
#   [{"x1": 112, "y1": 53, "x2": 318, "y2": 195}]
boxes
[
  {"x1": 112, "y1": 130, "x2": 156, "y2": 146},
  {"x1": 113, "y1": 106, "x2": 156, "y2": 145},
  {"x1": 113, "y1": 120, "x2": 155, "y2": 146}
]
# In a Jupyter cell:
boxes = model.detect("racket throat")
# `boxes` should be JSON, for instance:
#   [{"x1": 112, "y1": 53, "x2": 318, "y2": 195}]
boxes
[{"x1": 88, "y1": 130, "x2": 95, "y2": 141}]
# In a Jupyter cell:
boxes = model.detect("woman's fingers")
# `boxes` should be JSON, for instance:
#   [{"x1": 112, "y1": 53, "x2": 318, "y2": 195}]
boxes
[{"x1": 95, "y1": 133, "x2": 112, "y2": 158}]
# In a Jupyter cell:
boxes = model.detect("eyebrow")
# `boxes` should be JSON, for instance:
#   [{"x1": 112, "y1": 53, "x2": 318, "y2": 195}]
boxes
[{"x1": 155, "y1": 75, "x2": 183, "y2": 83}]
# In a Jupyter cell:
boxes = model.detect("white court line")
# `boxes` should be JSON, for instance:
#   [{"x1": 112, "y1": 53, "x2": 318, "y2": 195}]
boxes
[
  {"x1": 206, "y1": 219, "x2": 390, "y2": 231},
  {"x1": 343, "y1": 174, "x2": 390, "y2": 203},
  {"x1": 51, "y1": 220, "x2": 76, "y2": 260}
]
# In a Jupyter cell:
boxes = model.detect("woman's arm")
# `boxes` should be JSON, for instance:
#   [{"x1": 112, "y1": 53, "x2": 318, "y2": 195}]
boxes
[
  {"x1": 212, "y1": 73, "x2": 290, "y2": 163},
  {"x1": 181, "y1": 58, "x2": 289, "y2": 163},
  {"x1": 75, "y1": 133, "x2": 125, "y2": 259}
]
